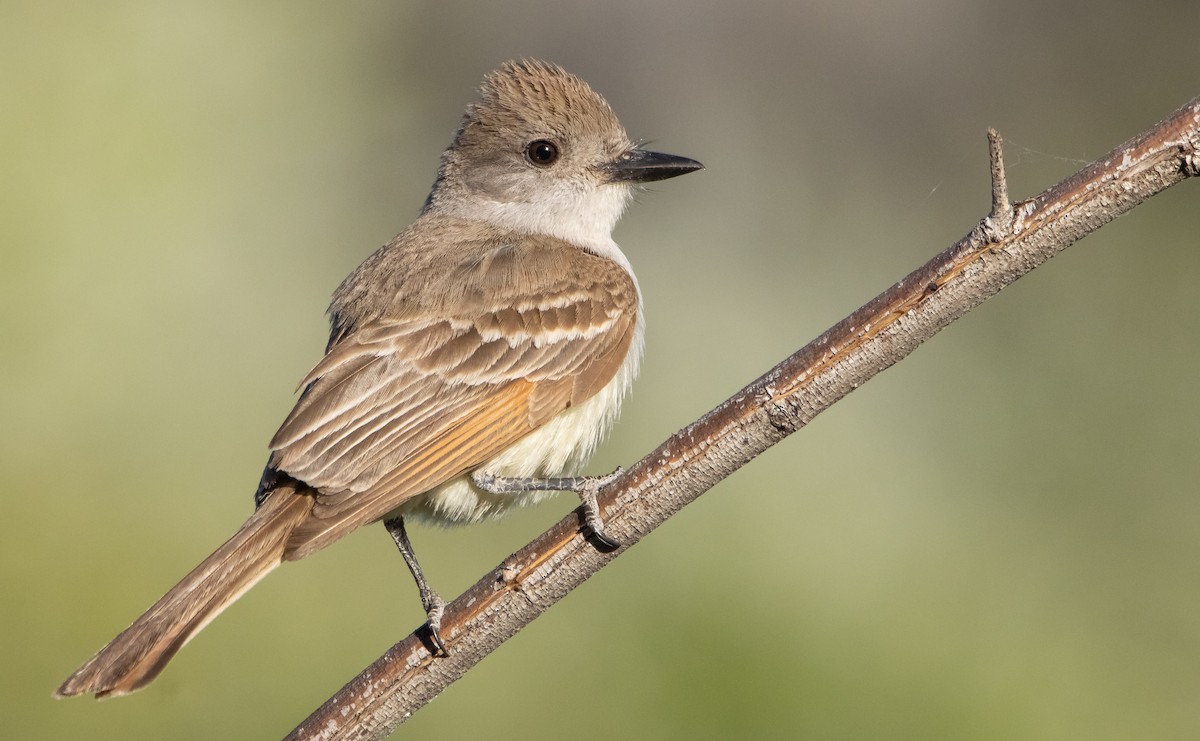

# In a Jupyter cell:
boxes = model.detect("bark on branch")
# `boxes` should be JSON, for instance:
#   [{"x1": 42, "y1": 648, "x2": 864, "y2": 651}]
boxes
[{"x1": 286, "y1": 96, "x2": 1200, "y2": 741}]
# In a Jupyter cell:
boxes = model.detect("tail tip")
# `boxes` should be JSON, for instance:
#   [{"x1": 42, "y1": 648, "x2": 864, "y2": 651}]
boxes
[{"x1": 55, "y1": 671, "x2": 137, "y2": 700}]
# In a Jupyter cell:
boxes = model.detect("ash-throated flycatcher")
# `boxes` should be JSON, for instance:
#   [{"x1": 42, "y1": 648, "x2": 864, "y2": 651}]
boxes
[{"x1": 57, "y1": 59, "x2": 701, "y2": 699}]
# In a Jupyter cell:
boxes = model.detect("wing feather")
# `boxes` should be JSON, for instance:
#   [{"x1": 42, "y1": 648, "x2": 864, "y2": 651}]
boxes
[
  {"x1": 265, "y1": 226, "x2": 638, "y2": 559},
  {"x1": 287, "y1": 380, "x2": 540, "y2": 558}
]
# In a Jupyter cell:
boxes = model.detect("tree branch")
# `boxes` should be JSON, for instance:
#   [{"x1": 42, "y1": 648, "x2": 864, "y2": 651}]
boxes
[{"x1": 286, "y1": 96, "x2": 1200, "y2": 741}]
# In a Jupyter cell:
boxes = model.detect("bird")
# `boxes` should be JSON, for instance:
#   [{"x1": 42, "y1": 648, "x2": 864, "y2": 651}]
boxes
[{"x1": 56, "y1": 58, "x2": 702, "y2": 699}]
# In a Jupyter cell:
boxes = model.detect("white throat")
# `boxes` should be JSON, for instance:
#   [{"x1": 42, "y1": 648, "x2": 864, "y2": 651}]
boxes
[{"x1": 437, "y1": 182, "x2": 635, "y2": 273}]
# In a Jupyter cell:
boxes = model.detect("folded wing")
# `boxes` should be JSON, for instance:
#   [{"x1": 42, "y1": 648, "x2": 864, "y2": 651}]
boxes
[{"x1": 267, "y1": 234, "x2": 637, "y2": 558}]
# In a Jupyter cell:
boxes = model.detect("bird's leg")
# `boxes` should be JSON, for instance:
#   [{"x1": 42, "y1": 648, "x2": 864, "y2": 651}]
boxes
[
  {"x1": 471, "y1": 467, "x2": 625, "y2": 549},
  {"x1": 382, "y1": 516, "x2": 448, "y2": 655}
]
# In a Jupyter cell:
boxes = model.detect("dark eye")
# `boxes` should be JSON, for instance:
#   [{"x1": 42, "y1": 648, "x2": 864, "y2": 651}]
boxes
[{"x1": 526, "y1": 139, "x2": 560, "y2": 166}]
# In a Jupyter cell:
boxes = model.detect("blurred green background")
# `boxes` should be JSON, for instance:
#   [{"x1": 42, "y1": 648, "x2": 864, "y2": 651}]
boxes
[{"x1": 5, "y1": 1, "x2": 1198, "y2": 739}]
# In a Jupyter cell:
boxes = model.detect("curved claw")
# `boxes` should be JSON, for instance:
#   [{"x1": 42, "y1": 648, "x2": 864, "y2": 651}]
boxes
[
  {"x1": 426, "y1": 622, "x2": 449, "y2": 656},
  {"x1": 579, "y1": 475, "x2": 623, "y2": 552},
  {"x1": 425, "y1": 595, "x2": 449, "y2": 656},
  {"x1": 586, "y1": 524, "x2": 622, "y2": 551}
]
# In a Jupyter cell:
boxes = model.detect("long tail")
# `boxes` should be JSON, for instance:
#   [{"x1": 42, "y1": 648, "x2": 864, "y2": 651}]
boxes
[{"x1": 56, "y1": 489, "x2": 312, "y2": 698}]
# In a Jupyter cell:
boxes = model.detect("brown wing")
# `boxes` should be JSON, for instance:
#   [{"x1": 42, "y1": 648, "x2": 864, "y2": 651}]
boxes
[{"x1": 268, "y1": 233, "x2": 637, "y2": 559}]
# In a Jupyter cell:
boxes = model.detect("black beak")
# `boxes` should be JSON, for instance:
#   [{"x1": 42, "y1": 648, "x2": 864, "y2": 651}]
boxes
[{"x1": 605, "y1": 148, "x2": 704, "y2": 183}]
